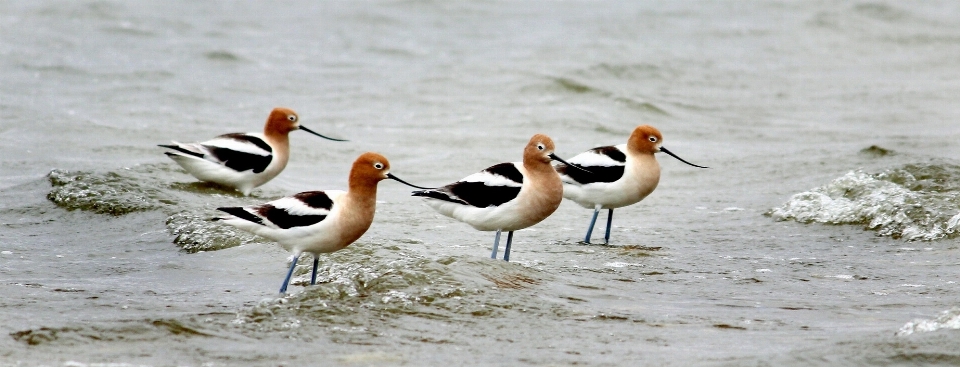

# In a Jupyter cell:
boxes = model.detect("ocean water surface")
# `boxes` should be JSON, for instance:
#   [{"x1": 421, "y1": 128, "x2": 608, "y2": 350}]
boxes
[{"x1": 2, "y1": 1, "x2": 960, "y2": 366}]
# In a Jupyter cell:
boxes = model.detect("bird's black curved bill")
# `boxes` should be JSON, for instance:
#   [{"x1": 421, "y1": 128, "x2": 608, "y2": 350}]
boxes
[
  {"x1": 387, "y1": 173, "x2": 434, "y2": 190},
  {"x1": 300, "y1": 125, "x2": 348, "y2": 142},
  {"x1": 660, "y1": 147, "x2": 709, "y2": 168},
  {"x1": 549, "y1": 153, "x2": 592, "y2": 173}
]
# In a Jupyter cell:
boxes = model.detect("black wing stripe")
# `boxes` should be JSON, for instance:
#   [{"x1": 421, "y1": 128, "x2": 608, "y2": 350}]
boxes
[
  {"x1": 558, "y1": 164, "x2": 625, "y2": 185},
  {"x1": 293, "y1": 191, "x2": 334, "y2": 210},
  {"x1": 483, "y1": 162, "x2": 524, "y2": 184},
  {"x1": 160, "y1": 145, "x2": 205, "y2": 159},
  {"x1": 449, "y1": 181, "x2": 521, "y2": 208},
  {"x1": 414, "y1": 162, "x2": 524, "y2": 208},
  {"x1": 256, "y1": 204, "x2": 326, "y2": 229},
  {"x1": 412, "y1": 190, "x2": 469, "y2": 205},
  {"x1": 205, "y1": 146, "x2": 273, "y2": 173},
  {"x1": 217, "y1": 207, "x2": 264, "y2": 225},
  {"x1": 593, "y1": 146, "x2": 626, "y2": 163},
  {"x1": 219, "y1": 133, "x2": 273, "y2": 153}
]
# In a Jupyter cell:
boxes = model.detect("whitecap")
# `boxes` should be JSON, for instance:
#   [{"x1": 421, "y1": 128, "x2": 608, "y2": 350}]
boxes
[
  {"x1": 897, "y1": 308, "x2": 960, "y2": 336},
  {"x1": 769, "y1": 165, "x2": 960, "y2": 241}
]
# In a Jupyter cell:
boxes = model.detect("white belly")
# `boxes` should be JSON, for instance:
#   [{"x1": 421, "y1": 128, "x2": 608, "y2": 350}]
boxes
[{"x1": 562, "y1": 155, "x2": 660, "y2": 209}]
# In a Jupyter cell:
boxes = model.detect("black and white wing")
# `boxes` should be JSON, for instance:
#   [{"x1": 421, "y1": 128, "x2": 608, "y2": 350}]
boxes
[
  {"x1": 413, "y1": 162, "x2": 524, "y2": 208},
  {"x1": 161, "y1": 133, "x2": 273, "y2": 173},
  {"x1": 217, "y1": 190, "x2": 337, "y2": 229},
  {"x1": 556, "y1": 144, "x2": 627, "y2": 185}
]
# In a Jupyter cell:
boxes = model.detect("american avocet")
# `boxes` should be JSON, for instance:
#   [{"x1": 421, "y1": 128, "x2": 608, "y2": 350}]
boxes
[
  {"x1": 213, "y1": 152, "x2": 429, "y2": 294},
  {"x1": 160, "y1": 107, "x2": 345, "y2": 195},
  {"x1": 412, "y1": 134, "x2": 587, "y2": 261},
  {"x1": 555, "y1": 125, "x2": 707, "y2": 244}
]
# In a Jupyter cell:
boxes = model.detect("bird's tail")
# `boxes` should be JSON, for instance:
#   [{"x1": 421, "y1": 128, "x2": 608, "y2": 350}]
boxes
[
  {"x1": 159, "y1": 144, "x2": 205, "y2": 159},
  {"x1": 216, "y1": 207, "x2": 264, "y2": 225}
]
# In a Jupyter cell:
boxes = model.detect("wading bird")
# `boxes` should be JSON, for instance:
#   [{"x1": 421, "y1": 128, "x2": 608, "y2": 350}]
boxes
[
  {"x1": 555, "y1": 125, "x2": 707, "y2": 244},
  {"x1": 213, "y1": 152, "x2": 429, "y2": 294},
  {"x1": 413, "y1": 134, "x2": 587, "y2": 261},
  {"x1": 161, "y1": 107, "x2": 345, "y2": 195}
]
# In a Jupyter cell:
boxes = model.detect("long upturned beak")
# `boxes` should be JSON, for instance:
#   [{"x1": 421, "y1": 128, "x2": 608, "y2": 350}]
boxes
[
  {"x1": 548, "y1": 153, "x2": 592, "y2": 173},
  {"x1": 386, "y1": 173, "x2": 434, "y2": 190},
  {"x1": 659, "y1": 147, "x2": 709, "y2": 168},
  {"x1": 299, "y1": 125, "x2": 348, "y2": 142}
]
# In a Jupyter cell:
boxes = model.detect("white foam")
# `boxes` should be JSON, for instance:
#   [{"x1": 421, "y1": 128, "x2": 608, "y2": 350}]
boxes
[
  {"x1": 947, "y1": 212, "x2": 960, "y2": 230},
  {"x1": 770, "y1": 169, "x2": 960, "y2": 241},
  {"x1": 897, "y1": 308, "x2": 960, "y2": 336}
]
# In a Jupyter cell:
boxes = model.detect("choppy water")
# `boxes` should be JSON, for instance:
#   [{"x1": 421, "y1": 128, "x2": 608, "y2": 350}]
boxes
[
  {"x1": 2, "y1": 1, "x2": 960, "y2": 366},
  {"x1": 770, "y1": 162, "x2": 960, "y2": 241}
]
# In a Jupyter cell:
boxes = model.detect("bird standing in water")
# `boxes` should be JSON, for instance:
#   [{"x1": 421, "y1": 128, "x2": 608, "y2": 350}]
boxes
[
  {"x1": 555, "y1": 125, "x2": 708, "y2": 244},
  {"x1": 413, "y1": 134, "x2": 586, "y2": 261},
  {"x1": 160, "y1": 107, "x2": 345, "y2": 195},
  {"x1": 213, "y1": 152, "x2": 429, "y2": 294}
]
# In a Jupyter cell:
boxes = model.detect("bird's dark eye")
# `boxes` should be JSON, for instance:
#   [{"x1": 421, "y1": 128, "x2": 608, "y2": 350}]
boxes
[
  {"x1": 374, "y1": 163, "x2": 384, "y2": 169},
  {"x1": 288, "y1": 115, "x2": 297, "y2": 122},
  {"x1": 537, "y1": 144, "x2": 544, "y2": 150},
  {"x1": 649, "y1": 137, "x2": 657, "y2": 142}
]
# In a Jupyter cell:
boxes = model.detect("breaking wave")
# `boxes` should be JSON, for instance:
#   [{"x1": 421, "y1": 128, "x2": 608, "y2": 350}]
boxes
[
  {"x1": 768, "y1": 163, "x2": 960, "y2": 241},
  {"x1": 233, "y1": 243, "x2": 561, "y2": 336},
  {"x1": 46, "y1": 164, "x2": 278, "y2": 252},
  {"x1": 897, "y1": 308, "x2": 960, "y2": 336}
]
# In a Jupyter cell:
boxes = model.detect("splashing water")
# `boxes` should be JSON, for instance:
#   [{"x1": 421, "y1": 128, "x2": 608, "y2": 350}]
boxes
[
  {"x1": 46, "y1": 163, "x2": 281, "y2": 251},
  {"x1": 768, "y1": 163, "x2": 960, "y2": 241},
  {"x1": 47, "y1": 167, "x2": 168, "y2": 215},
  {"x1": 234, "y1": 242, "x2": 555, "y2": 336},
  {"x1": 897, "y1": 308, "x2": 960, "y2": 336},
  {"x1": 165, "y1": 211, "x2": 266, "y2": 253}
]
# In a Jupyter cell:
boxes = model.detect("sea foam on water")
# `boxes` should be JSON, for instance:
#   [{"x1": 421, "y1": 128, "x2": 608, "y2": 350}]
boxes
[
  {"x1": 769, "y1": 163, "x2": 960, "y2": 241},
  {"x1": 897, "y1": 308, "x2": 960, "y2": 336}
]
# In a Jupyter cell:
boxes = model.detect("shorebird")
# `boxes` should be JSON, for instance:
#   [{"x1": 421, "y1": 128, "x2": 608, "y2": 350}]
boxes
[
  {"x1": 555, "y1": 125, "x2": 707, "y2": 244},
  {"x1": 160, "y1": 107, "x2": 345, "y2": 195},
  {"x1": 412, "y1": 134, "x2": 587, "y2": 261},
  {"x1": 213, "y1": 152, "x2": 429, "y2": 294}
]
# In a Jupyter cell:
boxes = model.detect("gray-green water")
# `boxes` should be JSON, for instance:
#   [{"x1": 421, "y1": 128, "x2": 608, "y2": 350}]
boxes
[{"x1": 2, "y1": 1, "x2": 960, "y2": 366}]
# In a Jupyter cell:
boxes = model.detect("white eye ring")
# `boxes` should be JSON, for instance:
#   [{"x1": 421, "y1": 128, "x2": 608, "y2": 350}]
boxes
[
  {"x1": 649, "y1": 136, "x2": 657, "y2": 142},
  {"x1": 374, "y1": 163, "x2": 384, "y2": 169},
  {"x1": 288, "y1": 115, "x2": 297, "y2": 122},
  {"x1": 537, "y1": 144, "x2": 544, "y2": 151}
]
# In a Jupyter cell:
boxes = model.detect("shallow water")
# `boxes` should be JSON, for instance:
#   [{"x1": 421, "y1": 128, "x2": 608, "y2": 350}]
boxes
[{"x1": 2, "y1": 1, "x2": 960, "y2": 366}]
